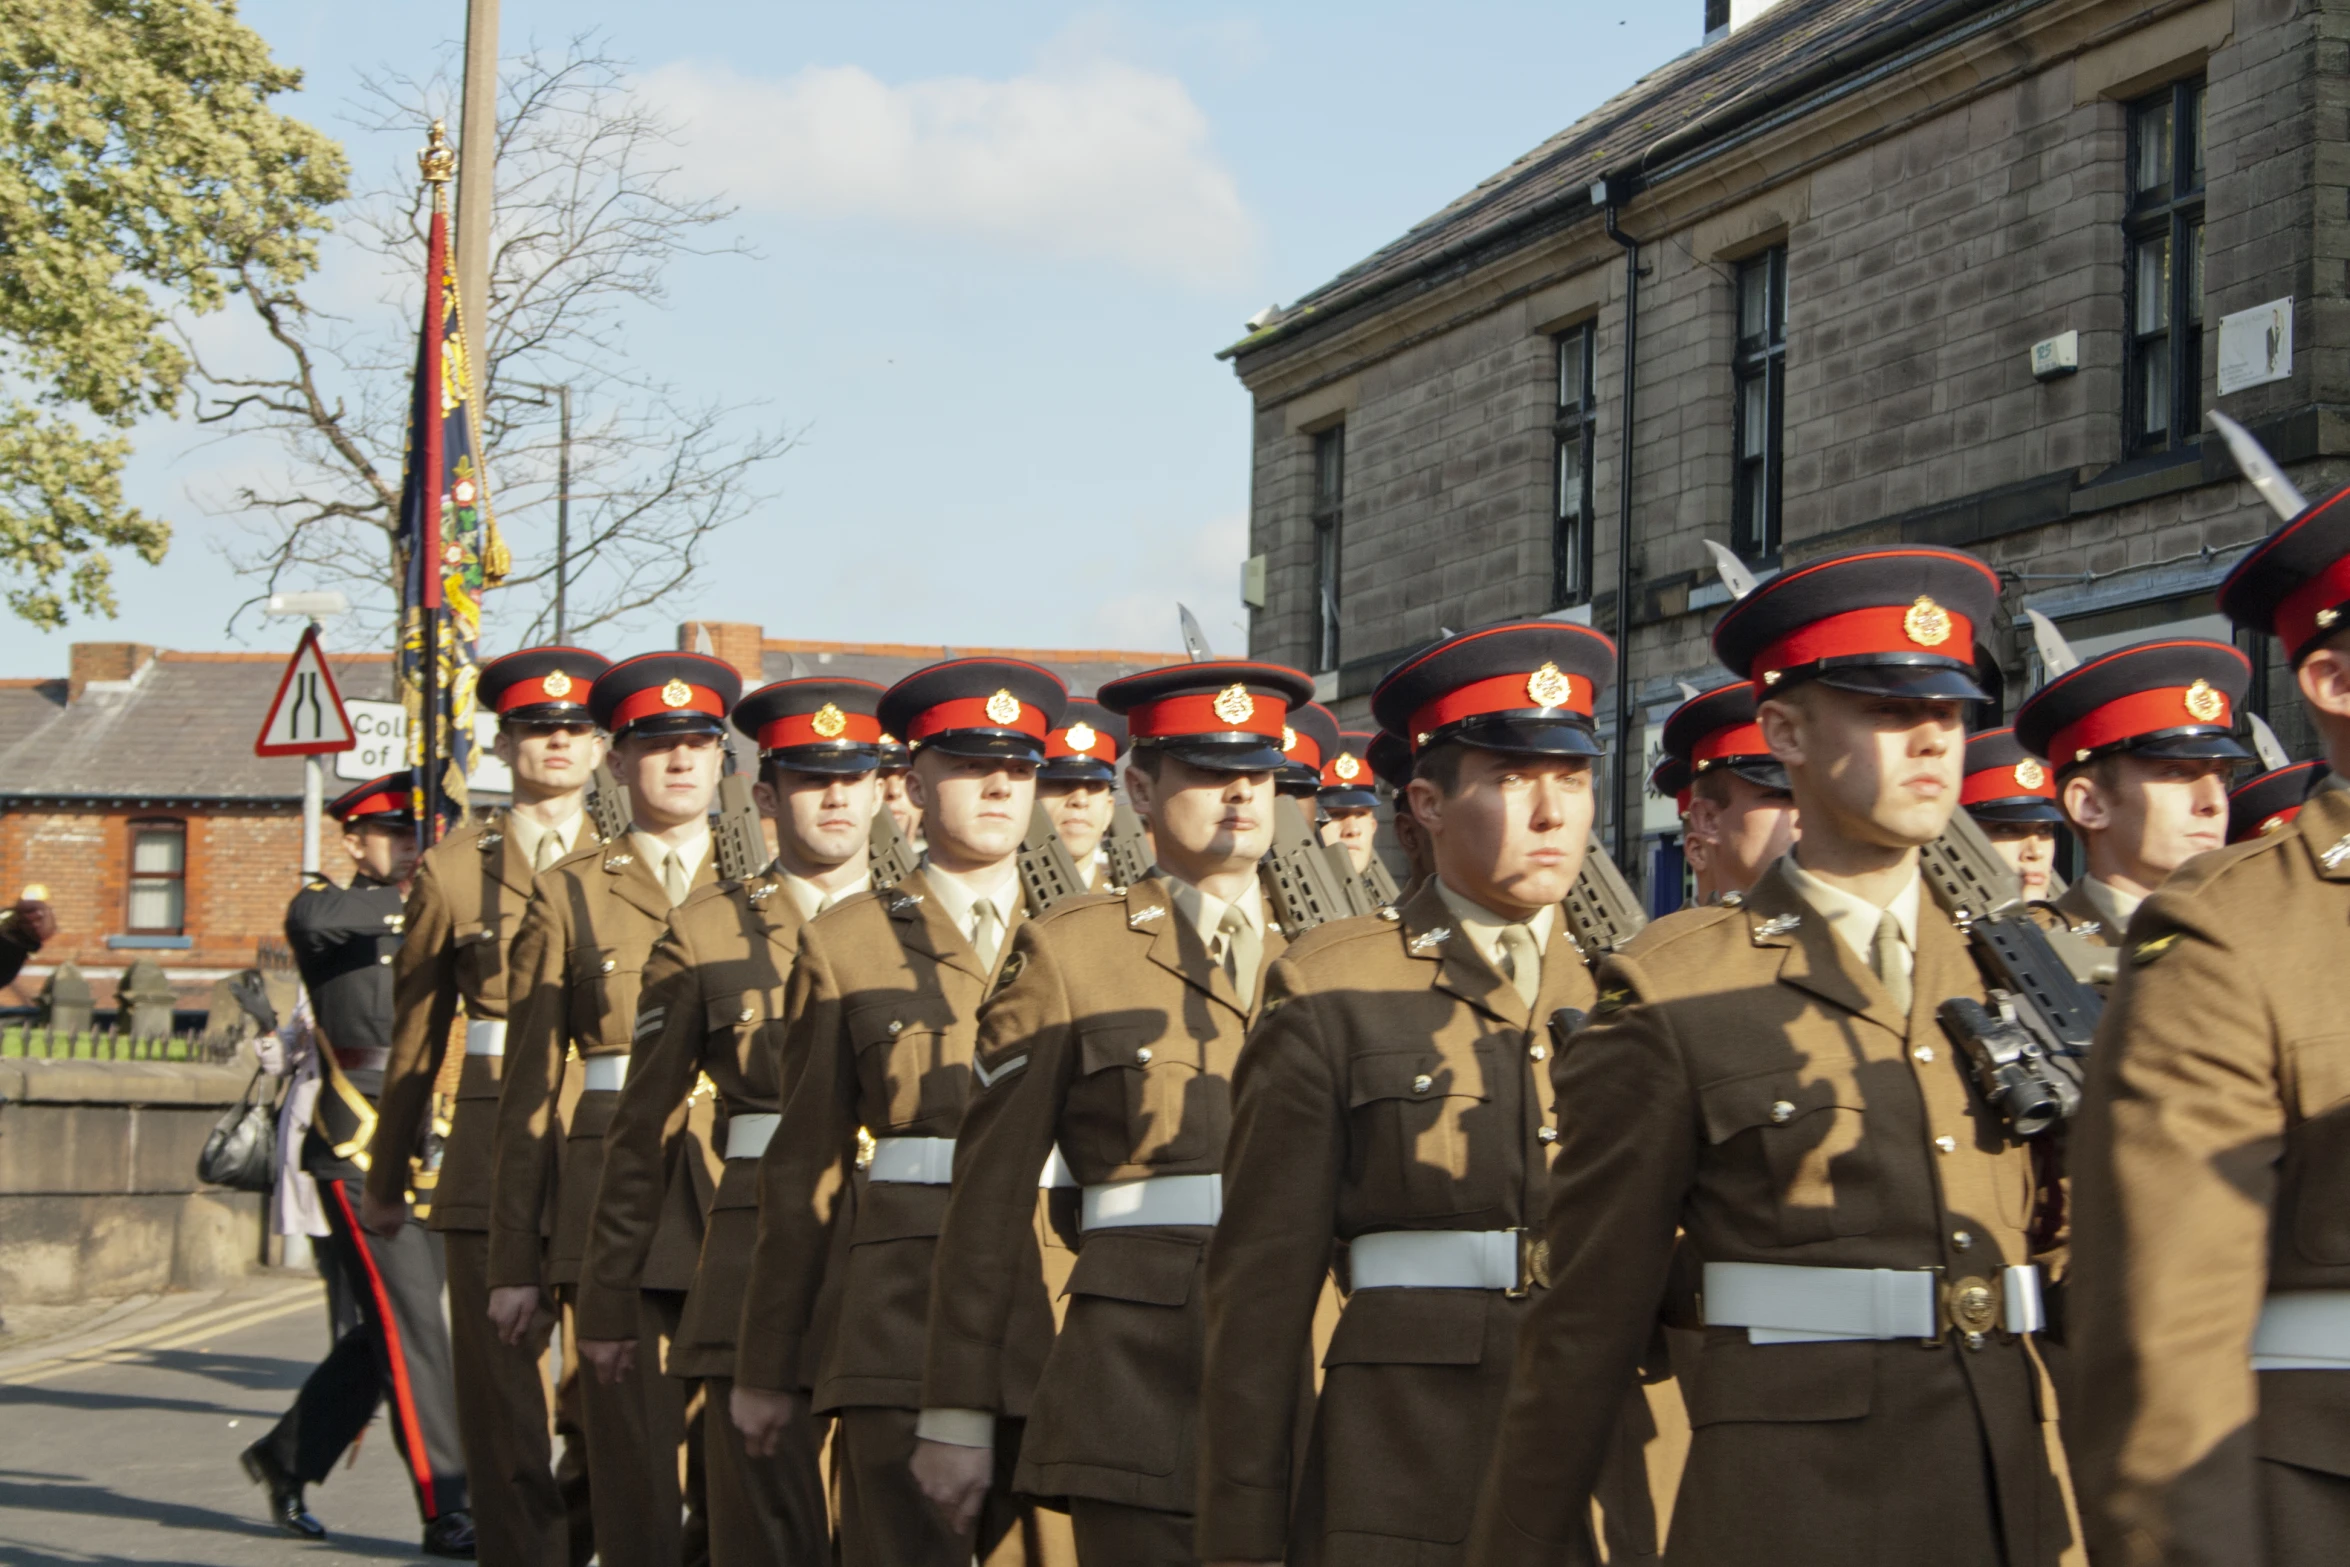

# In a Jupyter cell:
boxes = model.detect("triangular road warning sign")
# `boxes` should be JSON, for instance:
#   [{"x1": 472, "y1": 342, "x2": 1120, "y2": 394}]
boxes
[{"x1": 256, "y1": 626, "x2": 358, "y2": 756}]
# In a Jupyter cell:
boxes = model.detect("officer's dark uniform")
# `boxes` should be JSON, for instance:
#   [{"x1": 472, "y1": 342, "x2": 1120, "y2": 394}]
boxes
[{"x1": 245, "y1": 773, "x2": 473, "y2": 1555}]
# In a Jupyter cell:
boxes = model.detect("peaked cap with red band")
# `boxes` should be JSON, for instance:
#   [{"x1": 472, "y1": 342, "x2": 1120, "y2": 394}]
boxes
[
  {"x1": 2228, "y1": 760, "x2": 2325, "y2": 844},
  {"x1": 878, "y1": 658, "x2": 1067, "y2": 764},
  {"x1": 1097, "y1": 659, "x2": 1314, "y2": 774},
  {"x1": 1660, "y1": 677, "x2": 1789, "y2": 793},
  {"x1": 1371, "y1": 621, "x2": 1616, "y2": 759},
  {"x1": 733, "y1": 677, "x2": 886, "y2": 775},
  {"x1": 1041, "y1": 699, "x2": 1123, "y2": 783},
  {"x1": 1366, "y1": 730, "x2": 1412, "y2": 792},
  {"x1": 1319, "y1": 729, "x2": 1380, "y2": 810},
  {"x1": 329, "y1": 771, "x2": 419, "y2": 827},
  {"x1": 1280, "y1": 702, "x2": 1342, "y2": 797},
  {"x1": 590, "y1": 652, "x2": 741, "y2": 741},
  {"x1": 1712, "y1": 546, "x2": 1999, "y2": 701},
  {"x1": 2218, "y1": 480, "x2": 2350, "y2": 662},
  {"x1": 1960, "y1": 727, "x2": 2064, "y2": 825},
  {"x1": 480, "y1": 646, "x2": 610, "y2": 722},
  {"x1": 1649, "y1": 752, "x2": 1695, "y2": 816},
  {"x1": 2013, "y1": 638, "x2": 2251, "y2": 773}
]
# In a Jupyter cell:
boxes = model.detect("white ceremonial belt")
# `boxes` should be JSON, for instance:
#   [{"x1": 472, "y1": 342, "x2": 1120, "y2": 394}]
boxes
[
  {"x1": 464, "y1": 1020, "x2": 507, "y2": 1057},
  {"x1": 1081, "y1": 1174, "x2": 1222, "y2": 1231},
  {"x1": 868, "y1": 1136, "x2": 958, "y2": 1185},
  {"x1": 579, "y1": 1054, "x2": 629, "y2": 1093},
  {"x1": 725, "y1": 1113, "x2": 779, "y2": 1161},
  {"x1": 1040, "y1": 1145, "x2": 1078, "y2": 1189},
  {"x1": 2252, "y1": 1291, "x2": 2350, "y2": 1370},
  {"x1": 1703, "y1": 1261, "x2": 2044, "y2": 1343},
  {"x1": 1350, "y1": 1230, "x2": 1522, "y2": 1292}
]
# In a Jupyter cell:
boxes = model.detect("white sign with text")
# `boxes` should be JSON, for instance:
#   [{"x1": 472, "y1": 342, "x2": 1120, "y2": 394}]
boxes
[{"x1": 335, "y1": 701, "x2": 511, "y2": 794}]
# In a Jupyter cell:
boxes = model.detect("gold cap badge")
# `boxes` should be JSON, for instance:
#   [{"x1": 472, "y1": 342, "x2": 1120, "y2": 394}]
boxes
[
  {"x1": 2014, "y1": 758, "x2": 2046, "y2": 790},
  {"x1": 810, "y1": 703, "x2": 847, "y2": 739},
  {"x1": 1065, "y1": 721, "x2": 1096, "y2": 753},
  {"x1": 1903, "y1": 596, "x2": 1953, "y2": 647},
  {"x1": 984, "y1": 689, "x2": 1022, "y2": 725},
  {"x1": 2262, "y1": 812, "x2": 2293, "y2": 836},
  {"x1": 542, "y1": 669, "x2": 574, "y2": 699},
  {"x1": 660, "y1": 678, "x2": 693, "y2": 709},
  {"x1": 2183, "y1": 678, "x2": 2226, "y2": 724},
  {"x1": 1525, "y1": 661, "x2": 1573, "y2": 709},
  {"x1": 1213, "y1": 684, "x2": 1256, "y2": 725},
  {"x1": 1282, "y1": 725, "x2": 1299, "y2": 753},
  {"x1": 1334, "y1": 753, "x2": 1362, "y2": 781}
]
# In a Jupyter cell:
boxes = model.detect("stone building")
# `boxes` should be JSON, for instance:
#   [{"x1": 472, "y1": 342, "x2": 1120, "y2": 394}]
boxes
[{"x1": 1225, "y1": 0, "x2": 2331, "y2": 901}]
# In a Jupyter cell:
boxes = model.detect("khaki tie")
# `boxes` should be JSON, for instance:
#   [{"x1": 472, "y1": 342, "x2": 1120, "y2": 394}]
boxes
[
  {"x1": 1496, "y1": 922, "x2": 1542, "y2": 1010},
  {"x1": 969, "y1": 899, "x2": 1002, "y2": 969},
  {"x1": 1217, "y1": 905, "x2": 1261, "y2": 1010},
  {"x1": 532, "y1": 830, "x2": 562, "y2": 874},
  {"x1": 662, "y1": 849, "x2": 690, "y2": 907},
  {"x1": 1872, "y1": 910, "x2": 1912, "y2": 1018}
]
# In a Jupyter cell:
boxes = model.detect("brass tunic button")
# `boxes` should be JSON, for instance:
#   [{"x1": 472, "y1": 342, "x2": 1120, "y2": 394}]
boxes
[
  {"x1": 739, "y1": 1007, "x2": 756, "y2": 1023},
  {"x1": 1538, "y1": 1125, "x2": 1559, "y2": 1144},
  {"x1": 1769, "y1": 1099, "x2": 1795, "y2": 1124},
  {"x1": 1412, "y1": 1073, "x2": 1433, "y2": 1094},
  {"x1": 378, "y1": 953, "x2": 392, "y2": 965},
  {"x1": 1529, "y1": 1043, "x2": 1548, "y2": 1062},
  {"x1": 600, "y1": 958, "x2": 617, "y2": 974},
  {"x1": 1935, "y1": 1135, "x2": 1957, "y2": 1153},
  {"x1": 1952, "y1": 1230, "x2": 1973, "y2": 1251},
  {"x1": 1136, "y1": 1046, "x2": 1153, "y2": 1065},
  {"x1": 1914, "y1": 1045, "x2": 1936, "y2": 1064},
  {"x1": 887, "y1": 1020, "x2": 903, "y2": 1036}
]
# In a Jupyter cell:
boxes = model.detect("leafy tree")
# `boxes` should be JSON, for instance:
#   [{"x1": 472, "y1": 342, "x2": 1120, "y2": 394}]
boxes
[{"x1": 0, "y1": 0, "x2": 345, "y2": 626}]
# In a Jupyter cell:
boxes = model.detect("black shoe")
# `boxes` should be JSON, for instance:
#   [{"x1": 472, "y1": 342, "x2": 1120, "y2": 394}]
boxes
[
  {"x1": 422, "y1": 1510, "x2": 477, "y2": 1559},
  {"x1": 239, "y1": 1441, "x2": 325, "y2": 1540}
]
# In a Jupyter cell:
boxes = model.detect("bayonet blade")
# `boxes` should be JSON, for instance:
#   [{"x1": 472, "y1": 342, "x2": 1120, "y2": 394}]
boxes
[
  {"x1": 1704, "y1": 540, "x2": 1759, "y2": 601},
  {"x1": 2207, "y1": 410, "x2": 2308, "y2": 521},
  {"x1": 2248, "y1": 711, "x2": 2292, "y2": 772},
  {"x1": 2024, "y1": 610, "x2": 2081, "y2": 679},
  {"x1": 1177, "y1": 604, "x2": 1214, "y2": 662}
]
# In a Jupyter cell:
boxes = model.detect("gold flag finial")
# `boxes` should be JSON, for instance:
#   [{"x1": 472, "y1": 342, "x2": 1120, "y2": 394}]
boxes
[{"x1": 419, "y1": 119, "x2": 457, "y2": 185}]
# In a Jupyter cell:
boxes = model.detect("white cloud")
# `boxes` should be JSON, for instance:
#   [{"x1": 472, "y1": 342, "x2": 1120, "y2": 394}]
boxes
[
  {"x1": 1069, "y1": 512, "x2": 1250, "y2": 656},
  {"x1": 640, "y1": 57, "x2": 1257, "y2": 287}
]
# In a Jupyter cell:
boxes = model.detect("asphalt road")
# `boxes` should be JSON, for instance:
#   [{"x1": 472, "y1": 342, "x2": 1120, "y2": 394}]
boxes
[{"x1": 0, "y1": 1274, "x2": 439, "y2": 1565}]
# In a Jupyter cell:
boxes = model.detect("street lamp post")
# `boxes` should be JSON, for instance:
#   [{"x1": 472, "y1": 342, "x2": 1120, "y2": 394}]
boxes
[{"x1": 497, "y1": 381, "x2": 574, "y2": 642}]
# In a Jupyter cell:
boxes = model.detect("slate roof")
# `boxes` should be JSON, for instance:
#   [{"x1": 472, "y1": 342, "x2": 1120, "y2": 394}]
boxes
[
  {"x1": 758, "y1": 640, "x2": 1182, "y2": 696},
  {"x1": 1227, "y1": 0, "x2": 1996, "y2": 364}
]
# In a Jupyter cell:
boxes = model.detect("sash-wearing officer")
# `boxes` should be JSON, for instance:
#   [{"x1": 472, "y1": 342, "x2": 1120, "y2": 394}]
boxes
[
  {"x1": 1660, "y1": 679, "x2": 1797, "y2": 906},
  {"x1": 579, "y1": 678, "x2": 884, "y2": 1566},
  {"x1": 1959, "y1": 727, "x2": 2065, "y2": 901},
  {"x1": 368, "y1": 648, "x2": 610, "y2": 1567},
  {"x1": 2069, "y1": 486, "x2": 2350, "y2": 1565},
  {"x1": 2013, "y1": 639, "x2": 2252, "y2": 952},
  {"x1": 488, "y1": 651, "x2": 740, "y2": 1567},
  {"x1": 1467, "y1": 546, "x2": 2072, "y2": 1567},
  {"x1": 245, "y1": 775, "x2": 475, "y2": 1556},
  {"x1": 913, "y1": 660, "x2": 1314, "y2": 1567},
  {"x1": 1199, "y1": 623, "x2": 1674, "y2": 1567},
  {"x1": 732, "y1": 658, "x2": 1072, "y2": 1567},
  {"x1": 2227, "y1": 760, "x2": 2326, "y2": 845},
  {"x1": 1040, "y1": 699, "x2": 1123, "y2": 891},
  {"x1": 1315, "y1": 730, "x2": 1380, "y2": 877}
]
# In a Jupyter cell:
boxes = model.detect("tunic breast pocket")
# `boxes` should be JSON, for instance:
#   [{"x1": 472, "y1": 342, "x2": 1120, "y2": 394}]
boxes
[
  {"x1": 2284, "y1": 1034, "x2": 2350, "y2": 1266},
  {"x1": 704, "y1": 991, "x2": 779, "y2": 1079},
  {"x1": 566, "y1": 944, "x2": 632, "y2": 1051},
  {"x1": 848, "y1": 1001, "x2": 964, "y2": 1129},
  {"x1": 1075, "y1": 1024, "x2": 1213, "y2": 1168},
  {"x1": 1348, "y1": 1050, "x2": 1495, "y2": 1216},
  {"x1": 452, "y1": 917, "x2": 512, "y2": 1001},
  {"x1": 1698, "y1": 1065, "x2": 1880, "y2": 1245}
]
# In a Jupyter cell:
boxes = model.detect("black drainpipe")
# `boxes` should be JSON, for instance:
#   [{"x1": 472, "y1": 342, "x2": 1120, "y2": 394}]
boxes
[{"x1": 1602, "y1": 191, "x2": 1642, "y2": 879}]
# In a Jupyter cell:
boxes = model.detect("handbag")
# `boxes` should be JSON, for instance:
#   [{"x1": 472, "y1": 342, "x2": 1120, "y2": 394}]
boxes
[{"x1": 198, "y1": 1066, "x2": 279, "y2": 1192}]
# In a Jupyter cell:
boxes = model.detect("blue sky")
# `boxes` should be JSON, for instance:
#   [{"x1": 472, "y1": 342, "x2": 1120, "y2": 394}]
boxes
[{"x1": 0, "y1": 1, "x2": 1701, "y2": 673}]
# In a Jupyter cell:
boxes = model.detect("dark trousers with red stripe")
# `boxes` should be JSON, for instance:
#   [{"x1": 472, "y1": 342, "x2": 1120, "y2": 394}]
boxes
[{"x1": 262, "y1": 1174, "x2": 469, "y2": 1522}]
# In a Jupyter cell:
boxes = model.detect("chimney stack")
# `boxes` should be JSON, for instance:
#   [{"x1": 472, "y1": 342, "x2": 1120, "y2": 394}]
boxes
[
  {"x1": 678, "y1": 621, "x2": 765, "y2": 686},
  {"x1": 68, "y1": 642, "x2": 157, "y2": 702}
]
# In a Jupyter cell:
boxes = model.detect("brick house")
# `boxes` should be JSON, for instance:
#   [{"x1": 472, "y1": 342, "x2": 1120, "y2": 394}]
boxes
[
  {"x1": 0, "y1": 627, "x2": 1175, "y2": 1010},
  {"x1": 1224, "y1": 0, "x2": 2330, "y2": 900}
]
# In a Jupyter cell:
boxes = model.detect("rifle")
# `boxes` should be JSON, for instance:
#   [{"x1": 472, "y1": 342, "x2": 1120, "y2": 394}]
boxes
[
  {"x1": 1920, "y1": 806, "x2": 2102, "y2": 1135},
  {"x1": 867, "y1": 805, "x2": 919, "y2": 889},
  {"x1": 1104, "y1": 797, "x2": 1154, "y2": 891},
  {"x1": 1016, "y1": 803, "x2": 1088, "y2": 917},
  {"x1": 588, "y1": 763, "x2": 631, "y2": 845},
  {"x1": 1259, "y1": 795, "x2": 1377, "y2": 936},
  {"x1": 712, "y1": 771, "x2": 767, "y2": 884},
  {"x1": 1560, "y1": 835, "x2": 1647, "y2": 960},
  {"x1": 1360, "y1": 852, "x2": 1401, "y2": 907}
]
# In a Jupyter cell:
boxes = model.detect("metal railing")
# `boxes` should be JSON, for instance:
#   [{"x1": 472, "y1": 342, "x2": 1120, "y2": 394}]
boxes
[{"x1": 0, "y1": 1026, "x2": 244, "y2": 1065}]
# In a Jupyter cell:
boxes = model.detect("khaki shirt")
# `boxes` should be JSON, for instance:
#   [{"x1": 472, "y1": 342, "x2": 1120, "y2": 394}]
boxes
[
  {"x1": 486, "y1": 837, "x2": 716, "y2": 1288},
  {"x1": 2054, "y1": 877, "x2": 2130, "y2": 949},
  {"x1": 2069, "y1": 784, "x2": 2350, "y2": 1565}
]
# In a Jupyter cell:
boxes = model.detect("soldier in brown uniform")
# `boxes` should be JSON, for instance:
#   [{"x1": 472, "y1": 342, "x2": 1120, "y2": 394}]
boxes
[
  {"x1": 1040, "y1": 699, "x2": 1123, "y2": 891},
  {"x1": 367, "y1": 647, "x2": 611, "y2": 1567},
  {"x1": 1314, "y1": 730, "x2": 1381, "y2": 876},
  {"x1": 2013, "y1": 639, "x2": 2252, "y2": 951},
  {"x1": 579, "y1": 677, "x2": 886, "y2": 1565},
  {"x1": 913, "y1": 659, "x2": 1315, "y2": 1567},
  {"x1": 1958, "y1": 728, "x2": 2064, "y2": 901},
  {"x1": 1198, "y1": 623, "x2": 1638, "y2": 1567},
  {"x1": 1662, "y1": 678, "x2": 1797, "y2": 906},
  {"x1": 1467, "y1": 547, "x2": 2072, "y2": 1567},
  {"x1": 2069, "y1": 487, "x2": 2350, "y2": 1565},
  {"x1": 487, "y1": 651, "x2": 741, "y2": 1567},
  {"x1": 732, "y1": 658, "x2": 1071, "y2": 1567}
]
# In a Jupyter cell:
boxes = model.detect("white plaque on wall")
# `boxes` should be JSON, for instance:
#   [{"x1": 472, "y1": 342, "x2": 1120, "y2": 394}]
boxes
[{"x1": 2217, "y1": 297, "x2": 2293, "y2": 395}]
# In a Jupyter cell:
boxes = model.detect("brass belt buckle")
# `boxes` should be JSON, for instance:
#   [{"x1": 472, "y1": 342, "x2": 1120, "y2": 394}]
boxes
[
  {"x1": 1944, "y1": 1273, "x2": 2001, "y2": 1348},
  {"x1": 1509, "y1": 1227, "x2": 1550, "y2": 1299}
]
